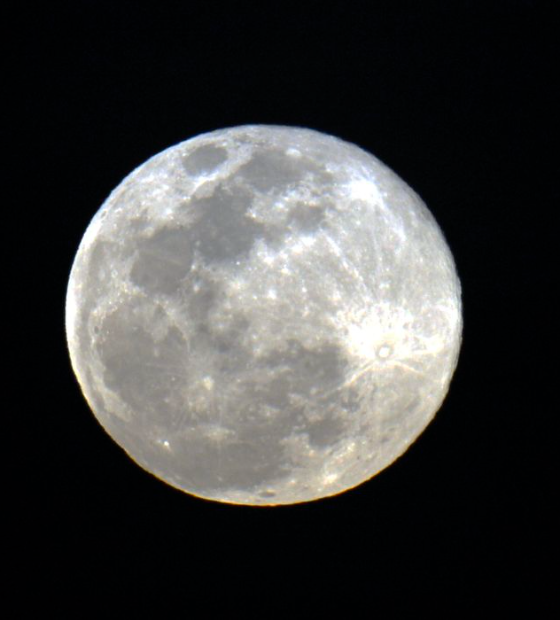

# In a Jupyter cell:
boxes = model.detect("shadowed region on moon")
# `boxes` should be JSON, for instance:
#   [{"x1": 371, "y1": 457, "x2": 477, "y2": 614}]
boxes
[
  {"x1": 130, "y1": 227, "x2": 195, "y2": 295},
  {"x1": 237, "y1": 149, "x2": 307, "y2": 192},
  {"x1": 182, "y1": 144, "x2": 229, "y2": 176},
  {"x1": 190, "y1": 186, "x2": 265, "y2": 264},
  {"x1": 92, "y1": 295, "x2": 357, "y2": 496},
  {"x1": 66, "y1": 125, "x2": 462, "y2": 505}
]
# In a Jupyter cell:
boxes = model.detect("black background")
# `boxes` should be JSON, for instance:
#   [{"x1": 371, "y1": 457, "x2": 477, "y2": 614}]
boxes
[{"x1": 9, "y1": 0, "x2": 556, "y2": 609}]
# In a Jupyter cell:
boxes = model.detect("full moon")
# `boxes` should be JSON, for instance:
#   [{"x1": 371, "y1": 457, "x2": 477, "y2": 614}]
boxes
[{"x1": 66, "y1": 125, "x2": 462, "y2": 505}]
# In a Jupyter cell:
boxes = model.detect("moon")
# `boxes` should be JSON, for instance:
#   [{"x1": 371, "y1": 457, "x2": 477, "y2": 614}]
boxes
[{"x1": 66, "y1": 125, "x2": 462, "y2": 506}]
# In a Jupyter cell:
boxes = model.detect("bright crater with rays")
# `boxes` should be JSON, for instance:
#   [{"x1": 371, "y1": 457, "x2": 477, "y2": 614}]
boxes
[{"x1": 66, "y1": 125, "x2": 462, "y2": 505}]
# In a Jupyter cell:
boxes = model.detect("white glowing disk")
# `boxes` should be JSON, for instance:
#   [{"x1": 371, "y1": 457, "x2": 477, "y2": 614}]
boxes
[{"x1": 66, "y1": 125, "x2": 462, "y2": 505}]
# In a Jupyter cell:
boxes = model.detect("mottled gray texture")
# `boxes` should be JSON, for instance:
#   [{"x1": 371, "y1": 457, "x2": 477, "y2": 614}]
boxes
[{"x1": 66, "y1": 125, "x2": 462, "y2": 505}]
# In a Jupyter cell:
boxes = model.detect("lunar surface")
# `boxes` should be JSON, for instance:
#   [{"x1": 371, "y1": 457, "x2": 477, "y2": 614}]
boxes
[{"x1": 66, "y1": 125, "x2": 462, "y2": 505}]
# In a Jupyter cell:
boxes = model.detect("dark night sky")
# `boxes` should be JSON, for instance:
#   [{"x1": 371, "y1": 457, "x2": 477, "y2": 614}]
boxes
[{"x1": 7, "y1": 1, "x2": 556, "y2": 610}]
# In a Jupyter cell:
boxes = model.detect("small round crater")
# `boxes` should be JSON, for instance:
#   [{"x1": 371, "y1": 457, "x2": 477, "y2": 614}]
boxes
[{"x1": 377, "y1": 344, "x2": 392, "y2": 359}]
